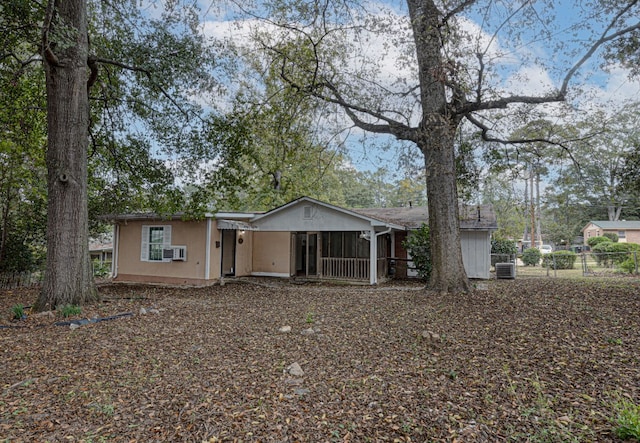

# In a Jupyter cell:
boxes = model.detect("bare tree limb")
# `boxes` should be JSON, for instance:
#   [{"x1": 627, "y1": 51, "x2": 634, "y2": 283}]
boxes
[
  {"x1": 41, "y1": 0, "x2": 61, "y2": 67},
  {"x1": 442, "y1": 0, "x2": 477, "y2": 25},
  {"x1": 465, "y1": 112, "x2": 584, "y2": 168},
  {"x1": 560, "y1": 17, "x2": 640, "y2": 95}
]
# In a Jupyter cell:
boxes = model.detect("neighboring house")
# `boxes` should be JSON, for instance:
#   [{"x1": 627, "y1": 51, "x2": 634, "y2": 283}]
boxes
[
  {"x1": 105, "y1": 197, "x2": 497, "y2": 286},
  {"x1": 89, "y1": 240, "x2": 113, "y2": 266},
  {"x1": 582, "y1": 221, "x2": 640, "y2": 244}
]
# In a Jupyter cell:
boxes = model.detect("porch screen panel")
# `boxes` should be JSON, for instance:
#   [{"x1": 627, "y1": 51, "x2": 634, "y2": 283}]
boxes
[
  {"x1": 357, "y1": 236, "x2": 370, "y2": 258},
  {"x1": 344, "y1": 232, "x2": 357, "y2": 258},
  {"x1": 330, "y1": 232, "x2": 343, "y2": 258},
  {"x1": 321, "y1": 232, "x2": 329, "y2": 257},
  {"x1": 377, "y1": 234, "x2": 388, "y2": 258}
]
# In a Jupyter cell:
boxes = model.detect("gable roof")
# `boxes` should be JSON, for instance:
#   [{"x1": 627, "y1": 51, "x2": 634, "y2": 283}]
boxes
[
  {"x1": 582, "y1": 220, "x2": 640, "y2": 231},
  {"x1": 251, "y1": 196, "x2": 406, "y2": 230},
  {"x1": 353, "y1": 204, "x2": 497, "y2": 230}
]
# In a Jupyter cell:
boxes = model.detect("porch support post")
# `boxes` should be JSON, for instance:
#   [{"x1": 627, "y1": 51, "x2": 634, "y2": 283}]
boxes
[
  {"x1": 370, "y1": 228, "x2": 377, "y2": 285},
  {"x1": 205, "y1": 218, "x2": 212, "y2": 280}
]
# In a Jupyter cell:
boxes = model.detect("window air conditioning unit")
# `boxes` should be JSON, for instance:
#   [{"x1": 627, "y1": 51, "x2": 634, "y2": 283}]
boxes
[
  {"x1": 495, "y1": 262, "x2": 515, "y2": 279},
  {"x1": 163, "y1": 246, "x2": 187, "y2": 261}
]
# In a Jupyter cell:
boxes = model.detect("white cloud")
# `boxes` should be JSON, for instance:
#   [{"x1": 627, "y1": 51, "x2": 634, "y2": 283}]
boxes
[{"x1": 504, "y1": 65, "x2": 557, "y2": 96}]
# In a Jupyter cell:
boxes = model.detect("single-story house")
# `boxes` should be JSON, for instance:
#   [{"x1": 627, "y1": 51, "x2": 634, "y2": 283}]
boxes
[
  {"x1": 89, "y1": 240, "x2": 113, "y2": 268},
  {"x1": 582, "y1": 221, "x2": 640, "y2": 244},
  {"x1": 105, "y1": 197, "x2": 497, "y2": 286}
]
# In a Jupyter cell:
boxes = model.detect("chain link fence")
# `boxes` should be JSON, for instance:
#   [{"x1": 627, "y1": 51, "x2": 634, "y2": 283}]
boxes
[{"x1": 492, "y1": 252, "x2": 639, "y2": 279}]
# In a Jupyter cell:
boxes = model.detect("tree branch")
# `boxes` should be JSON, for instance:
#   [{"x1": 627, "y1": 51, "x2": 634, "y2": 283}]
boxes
[
  {"x1": 465, "y1": 112, "x2": 582, "y2": 167},
  {"x1": 442, "y1": 0, "x2": 477, "y2": 25},
  {"x1": 41, "y1": 0, "x2": 61, "y2": 67},
  {"x1": 560, "y1": 18, "x2": 640, "y2": 95},
  {"x1": 87, "y1": 55, "x2": 98, "y2": 91},
  {"x1": 90, "y1": 56, "x2": 190, "y2": 119}
]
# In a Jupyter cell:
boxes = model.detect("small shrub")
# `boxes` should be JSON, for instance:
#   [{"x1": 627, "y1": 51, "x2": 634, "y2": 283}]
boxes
[
  {"x1": 11, "y1": 304, "x2": 25, "y2": 320},
  {"x1": 611, "y1": 396, "x2": 640, "y2": 440},
  {"x1": 521, "y1": 247, "x2": 541, "y2": 266},
  {"x1": 403, "y1": 224, "x2": 431, "y2": 281},
  {"x1": 58, "y1": 304, "x2": 82, "y2": 318},
  {"x1": 593, "y1": 242, "x2": 640, "y2": 267},
  {"x1": 542, "y1": 250, "x2": 577, "y2": 269},
  {"x1": 619, "y1": 257, "x2": 638, "y2": 274},
  {"x1": 587, "y1": 236, "x2": 612, "y2": 248},
  {"x1": 603, "y1": 232, "x2": 619, "y2": 242},
  {"x1": 92, "y1": 260, "x2": 111, "y2": 278},
  {"x1": 491, "y1": 237, "x2": 517, "y2": 267}
]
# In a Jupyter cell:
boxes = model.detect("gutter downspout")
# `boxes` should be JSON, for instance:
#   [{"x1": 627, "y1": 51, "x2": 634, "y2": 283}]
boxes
[
  {"x1": 112, "y1": 224, "x2": 119, "y2": 279},
  {"x1": 370, "y1": 227, "x2": 392, "y2": 285},
  {"x1": 205, "y1": 218, "x2": 212, "y2": 281}
]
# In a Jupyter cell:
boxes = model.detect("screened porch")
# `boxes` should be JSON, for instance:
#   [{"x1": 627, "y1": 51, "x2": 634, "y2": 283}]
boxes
[{"x1": 319, "y1": 231, "x2": 390, "y2": 281}]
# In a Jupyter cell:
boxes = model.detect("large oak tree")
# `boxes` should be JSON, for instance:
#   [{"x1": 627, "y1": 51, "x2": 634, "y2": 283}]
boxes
[
  {"x1": 243, "y1": 0, "x2": 640, "y2": 293},
  {"x1": 16, "y1": 0, "x2": 218, "y2": 309}
]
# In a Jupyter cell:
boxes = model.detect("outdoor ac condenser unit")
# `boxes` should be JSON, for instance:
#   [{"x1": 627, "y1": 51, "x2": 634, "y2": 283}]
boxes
[{"x1": 495, "y1": 262, "x2": 516, "y2": 279}]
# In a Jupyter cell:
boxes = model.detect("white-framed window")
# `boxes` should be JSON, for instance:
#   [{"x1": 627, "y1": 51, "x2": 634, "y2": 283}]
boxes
[
  {"x1": 141, "y1": 225, "x2": 172, "y2": 262},
  {"x1": 618, "y1": 230, "x2": 626, "y2": 239}
]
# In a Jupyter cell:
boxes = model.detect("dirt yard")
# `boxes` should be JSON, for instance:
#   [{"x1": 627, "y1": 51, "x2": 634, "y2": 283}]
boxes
[{"x1": 1, "y1": 278, "x2": 639, "y2": 442}]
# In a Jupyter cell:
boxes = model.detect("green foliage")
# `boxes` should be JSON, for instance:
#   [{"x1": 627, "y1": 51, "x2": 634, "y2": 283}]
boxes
[
  {"x1": 402, "y1": 224, "x2": 431, "y2": 281},
  {"x1": 11, "y1": 304, "x2": 25, "y2": 320},
  {"x1": 587, "y1": 236, "x2": 612, "y2": 248},
  {"x1": 592, "y1": 242, "x2": 640, "y2": 267},
  {"x1": 619, "y1": 257, "x2": 638, "y2": 274},
  {"x1": 92, "y1": 261, "x2": 111, "y2": 278},
  {"x1": 491, "y1": 237, "x2": 517, "y2": 266},
  {"x1": 542, "y1": 251, "x2": 577, "y2": 270},
  {"x1": 58, "y1": 304, "x2": 82, "y2": 318},
  {"x1": 0, "y1": 235, "x2": 42, "y2": 273},
  {"x1": 611, "y1": 396, "x2": 640, "y2": 441},
  {"x1": 521, "y1": 248, "x2": 542, "y2": 266},
  {"x1": 603, "y1": 232, "x2": 619, "y2": 242},
  {"x1": 491, "y1": 237, "x2": 518, "y2": 254}
]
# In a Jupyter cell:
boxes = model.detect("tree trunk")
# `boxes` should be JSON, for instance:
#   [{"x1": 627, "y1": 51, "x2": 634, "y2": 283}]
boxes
[
  {"x1": 420, "y1": 125, "x2": 471, "y2": 294},
  {"x1": 408, "y1": 0, "x2": 470, "y2": 294},
  {"x1": 35, "y1": 0, "x2": 98, "y2": 311},
  {"x1": 607, "y1": 205, "x2": 622, "y2": 221}
]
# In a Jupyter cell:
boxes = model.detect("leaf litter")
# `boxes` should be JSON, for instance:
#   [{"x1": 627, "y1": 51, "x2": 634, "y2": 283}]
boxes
[{"x1": 1, "y1": 278, "x2": 639, "y2": 442}]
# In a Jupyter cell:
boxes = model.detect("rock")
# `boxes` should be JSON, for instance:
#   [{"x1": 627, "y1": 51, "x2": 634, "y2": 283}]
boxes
[
  {"x1": 286, "y1": 362, "x2": 304, "y2": 377},
  {"x1": 148, "y1": 308, "x2": 160, "y2": 315},
  {"x1": 283, "y1": 378, "x2": 304, "y2": 386},
  {"x1": 294, "y1": 388, "x2": 310, "y2": 396},
  {"x1": 301, "y1": 328, "x2": 315, "y2": 336},
  {"x1": 34, "y1": 311, "x2": 54, "y2": 319},
  {"x1": 474, "y1": 282, "x2": 489, "y2": 291},
  {"x1": 69, "y1": 323, "x2": 81, "y2": 330},
  {"x1": 279, "y1": 325, "x2": 292, "y2": 333},
  {"x1": 139, "y1": 307, "x2": 147, "y2": 315},
  {"x1": 421, "y1": 330, "x2": 440, "y2": 341}
]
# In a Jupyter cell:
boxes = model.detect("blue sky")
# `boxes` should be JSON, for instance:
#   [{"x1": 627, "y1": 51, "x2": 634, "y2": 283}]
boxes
[{"x1": 162, "y1": 0, "x2": 640, "y2": 182}]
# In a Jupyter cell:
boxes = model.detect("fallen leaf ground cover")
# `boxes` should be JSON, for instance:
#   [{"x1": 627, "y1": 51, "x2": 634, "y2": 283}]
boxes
[{"x1": 1, "y1": 278, "x2": 639, "y2": 442}]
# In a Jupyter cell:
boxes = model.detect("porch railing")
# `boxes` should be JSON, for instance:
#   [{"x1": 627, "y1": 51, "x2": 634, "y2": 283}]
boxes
[{"x1": 321, "y1": 257, "x2": 370, "y2": 280}]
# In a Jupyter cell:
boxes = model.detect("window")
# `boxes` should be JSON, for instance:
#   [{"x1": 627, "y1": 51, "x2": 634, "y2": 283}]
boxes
[
  {"x1": 618, "y1": 230, "x2": 626, "y2": 239},
  {"x1": 303, "y1": 206, "x2": 312, "y2": 219},
  {"x1": 141, "y1": 225, "x2": 172, "y2": 262}
]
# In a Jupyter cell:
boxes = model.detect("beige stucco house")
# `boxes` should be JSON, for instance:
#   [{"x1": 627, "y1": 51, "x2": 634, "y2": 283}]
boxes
[
  {"x1": 582, "y1": 220, "x2": 640, "y2": 244},
  {"x1": 106, "y1": 197, "x2": 497, "y2": 286}
]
